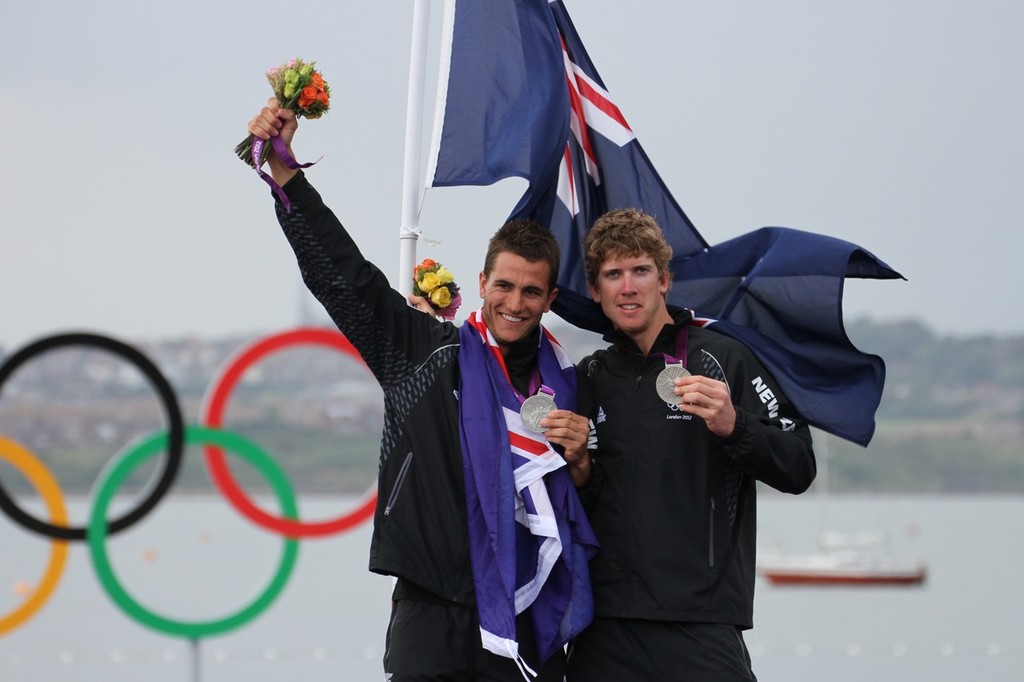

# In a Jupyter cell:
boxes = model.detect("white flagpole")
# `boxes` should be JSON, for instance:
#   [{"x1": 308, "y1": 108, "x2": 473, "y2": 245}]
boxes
[{"x1": 399, "y1": 0, "x2": 433, "y2": 295}]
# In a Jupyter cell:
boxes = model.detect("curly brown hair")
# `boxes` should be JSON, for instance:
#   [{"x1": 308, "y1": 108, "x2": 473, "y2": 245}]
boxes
[{"x1": 583, "y1": 209, "x2": 672, "y2": 288}]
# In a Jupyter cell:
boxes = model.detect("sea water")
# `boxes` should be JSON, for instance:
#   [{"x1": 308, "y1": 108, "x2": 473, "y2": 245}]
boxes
[{"x1": 1, "y1": 495, "x2": 1020, "y2": 682}]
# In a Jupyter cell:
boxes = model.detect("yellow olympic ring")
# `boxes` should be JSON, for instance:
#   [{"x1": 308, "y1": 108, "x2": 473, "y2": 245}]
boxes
[
  {"x1": 0, "y1": 327, "x2": 377, "y2": 638},
  {"x1": 0, "y1": 436, "x2": 69, "y2": 634}
]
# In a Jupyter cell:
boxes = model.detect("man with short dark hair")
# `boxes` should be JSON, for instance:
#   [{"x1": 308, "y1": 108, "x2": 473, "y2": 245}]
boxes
[
  {"x1": 564, "y1": 208, "x2": 816, "y2": 681},
  {"x1": 246, "y1": 100, "x2": 597, "y2": 682}
]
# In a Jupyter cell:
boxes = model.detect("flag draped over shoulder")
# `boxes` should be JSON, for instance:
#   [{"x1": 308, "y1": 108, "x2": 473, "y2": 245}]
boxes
[
  {"x1": 427, "y1": 0, "x2": 903, "y2": 446},
  {"x1": 458, "y1": 311, "x2": 598, "y2": 667}
]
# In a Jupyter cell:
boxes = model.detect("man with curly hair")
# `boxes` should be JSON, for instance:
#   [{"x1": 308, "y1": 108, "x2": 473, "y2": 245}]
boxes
[{"x1": 564, "y1": 208, "x2": 816, "y2": 681}]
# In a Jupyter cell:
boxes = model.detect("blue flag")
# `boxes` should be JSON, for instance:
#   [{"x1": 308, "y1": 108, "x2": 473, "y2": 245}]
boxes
[
  {"x1": 428, "y1": 0, "x2": 568, "y2": 190},
  {"x1": 428, "y1": 0, "x2": 903, "y2": 446}
]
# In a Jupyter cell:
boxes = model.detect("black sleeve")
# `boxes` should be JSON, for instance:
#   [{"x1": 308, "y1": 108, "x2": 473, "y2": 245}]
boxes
[
  {"x1": 719, "y1": 348, "x2": 817, "y2": 495},
  {"x1": 272, "y1": 172, "x2": 454, "y2": 389}
]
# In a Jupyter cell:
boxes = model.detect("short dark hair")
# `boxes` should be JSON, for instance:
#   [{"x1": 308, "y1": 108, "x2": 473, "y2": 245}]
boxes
[
  {"x1": 583, "y1": 209, "x2": 673, "y2": 288},
  {"x1": 483, "y1": 219, "x2": 560, "y2": 290}
]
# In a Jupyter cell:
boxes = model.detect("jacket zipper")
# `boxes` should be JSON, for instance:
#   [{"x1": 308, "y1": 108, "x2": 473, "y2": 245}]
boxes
[
  {"x1": 708, "y1": 497, "x2": 716, "y2": 567},
  {"x1": 625, "y1": 368, "x2": 642, "y2": 607},
  {"x1": 384, "y1": 451, "x2": 414, "y2": 516}
]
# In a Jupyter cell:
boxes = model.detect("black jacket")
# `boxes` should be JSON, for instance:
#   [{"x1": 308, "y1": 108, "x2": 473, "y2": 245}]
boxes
[
  {"x1": 275, "y1": 172, "x2": 477, "y2": 603},
  {"x1": 577, "y1": 310, "x2": 815, "y2": 628}
]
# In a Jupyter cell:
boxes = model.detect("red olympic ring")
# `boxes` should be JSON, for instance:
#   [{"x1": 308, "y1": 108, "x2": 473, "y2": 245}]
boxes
[{"x1": 200, "y1": 327, "x2": 378, "y2": 537}]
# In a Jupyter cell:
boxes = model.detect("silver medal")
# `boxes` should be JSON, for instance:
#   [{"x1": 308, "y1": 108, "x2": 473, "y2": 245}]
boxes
[
  {"x1": 520, "y1": 392, "x2": 557, "y2": 433},
  {"x1": 656, "y1": 363, "x2": 690, "y2": 404}
]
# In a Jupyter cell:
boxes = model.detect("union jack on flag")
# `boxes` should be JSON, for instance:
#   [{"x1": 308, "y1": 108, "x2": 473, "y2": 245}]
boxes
[{"x1": 427, "y1": 0, "x2": 903, "y2": 446}]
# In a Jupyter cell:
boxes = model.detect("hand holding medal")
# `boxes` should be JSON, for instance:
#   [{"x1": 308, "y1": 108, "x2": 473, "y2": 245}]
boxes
[
  {"x1": 653, "y1": 326, "x2": 691, "y2": 406},
  {"x1": 666, "y1": 370, "x2": 738, "y2": 439},
  {"x1": 656, "y1": 361, "x2": 690, "y2": 405},
  {"x1": 521, "y1": 386, "x2": 591, "y2": 485},
  {"x1": 521, "y1": 386, "x2": 557, "y2": 433}
]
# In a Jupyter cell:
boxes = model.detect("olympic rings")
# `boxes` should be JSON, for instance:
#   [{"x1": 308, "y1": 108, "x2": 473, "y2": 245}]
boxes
[
  {"x1": 200, "y1": 327, "x2": 377, "y2": 538},
  {"x1": 0, "y1": 328, "x2": 378, "y2": 638},
  {"x1": 0, "y1": 333, "x2": 184, "y2": 540},
  {"x1": 88, "y1": 426, "x2": 299, "y2": 638},
  {"x1": 0, "y1": 437, "x2": 69, "y2": 635}
]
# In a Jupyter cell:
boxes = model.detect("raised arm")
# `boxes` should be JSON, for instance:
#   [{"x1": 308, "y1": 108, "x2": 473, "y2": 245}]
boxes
[{"x1": 247, "y1": 97, "x2": 300, "y2": 188}]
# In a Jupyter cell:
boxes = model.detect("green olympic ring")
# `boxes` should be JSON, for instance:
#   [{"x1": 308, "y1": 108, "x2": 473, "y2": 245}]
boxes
[
  {"x1": 87, "y1": 425, "x2": 299, "y2": 638},
  {"x1": 1, "y1": 328, "x2": 375, "y2": 638}
]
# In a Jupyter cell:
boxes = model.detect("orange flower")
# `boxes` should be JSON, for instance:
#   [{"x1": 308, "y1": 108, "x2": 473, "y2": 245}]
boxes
[
  {"x1": 414, "y1": 259, "x2": 438, "y2": 280},
  {"x1": 298, "y1": 85, "x2": 319, "y2": 109},
  {"x1": 237, "y1": 58, "x2": 331, "y2": 169}
]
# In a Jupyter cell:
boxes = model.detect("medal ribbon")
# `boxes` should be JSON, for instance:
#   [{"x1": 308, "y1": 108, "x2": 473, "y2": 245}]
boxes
[
  {"x1": 648, "y1": 325, "x2": 689, "y2": 368},
  {"x1": 466, "y1": 313, "x2": 547, "y2": 405},
  {"x1": 251, "y1": 136, "x2": 320, "y2": 213},
  {"x1": 535, "y1": 384, "x2": 555, "y2": 399}
]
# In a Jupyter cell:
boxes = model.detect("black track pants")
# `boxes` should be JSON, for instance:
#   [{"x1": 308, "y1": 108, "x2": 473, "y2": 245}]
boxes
[
  {"x1": 566, "y1": 617, "x2": 756, "y2": 682},
  {"x1": 383, "y1": 599, "x2": 566, "y2": 682}
]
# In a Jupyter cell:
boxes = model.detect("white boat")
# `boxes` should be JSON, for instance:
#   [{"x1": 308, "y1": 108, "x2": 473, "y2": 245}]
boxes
[
  {"x1": 757, "y1": 433, "x2": 928, "y2": 587},
  {"x1": 757, "y1": 545, "x2": 927, "y2": 586}
]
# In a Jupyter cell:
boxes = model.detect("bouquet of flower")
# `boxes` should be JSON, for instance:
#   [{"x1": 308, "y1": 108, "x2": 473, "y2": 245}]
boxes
[
  {"x1": 413, "y1": 259, "x2": 462, "y2": 321},
  {"x1": 235, "y1": 58, "x2": 331, "y2": 168}
]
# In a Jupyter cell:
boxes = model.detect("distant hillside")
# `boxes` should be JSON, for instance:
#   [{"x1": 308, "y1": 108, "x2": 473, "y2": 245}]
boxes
[
  {"x1": 822, "y1": 318, "x2": 1024, "y2": 494},
  {"x1": 1, "y1": 319, "x2": 1022, "y2": 495}
]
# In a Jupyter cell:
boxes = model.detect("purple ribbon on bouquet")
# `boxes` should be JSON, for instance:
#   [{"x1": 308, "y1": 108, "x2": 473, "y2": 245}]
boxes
[{"x1": 251, "y1": 136, "x2": 319, "y2": 212}]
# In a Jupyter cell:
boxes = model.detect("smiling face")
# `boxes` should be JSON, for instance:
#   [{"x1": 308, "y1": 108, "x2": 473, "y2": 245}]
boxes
[
  {"x1": 478, "y1": 252, "x2": 558, "y2": 353},
  {"x1": 589, "y1": 253, "x2": 673, "y2": 354}
]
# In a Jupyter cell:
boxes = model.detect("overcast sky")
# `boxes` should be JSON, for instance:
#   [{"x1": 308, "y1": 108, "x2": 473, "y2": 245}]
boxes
[{"x1": 3, "y1": 0, "x2": 1023, "y2": 354}]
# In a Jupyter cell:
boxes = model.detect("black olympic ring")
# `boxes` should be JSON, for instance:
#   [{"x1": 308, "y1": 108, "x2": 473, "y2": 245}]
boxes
[{"x1": 0, "y1": 332, "x2": 184, "y2": 540}]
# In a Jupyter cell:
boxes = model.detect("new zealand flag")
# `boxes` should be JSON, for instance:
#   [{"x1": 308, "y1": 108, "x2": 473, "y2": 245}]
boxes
[{"x1": 428, "y1": 0, "x2": 903, "y2": 446}]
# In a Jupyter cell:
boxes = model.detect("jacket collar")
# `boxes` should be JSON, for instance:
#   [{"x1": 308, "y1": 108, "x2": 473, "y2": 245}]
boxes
[{"x1": 503, "y1": 324, "x2": 541, "y2": 395}]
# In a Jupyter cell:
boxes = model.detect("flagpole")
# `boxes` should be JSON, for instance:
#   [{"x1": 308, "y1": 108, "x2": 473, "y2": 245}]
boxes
[{"x1": 399, "y1": 0, "x2": 432, "y2": 295}]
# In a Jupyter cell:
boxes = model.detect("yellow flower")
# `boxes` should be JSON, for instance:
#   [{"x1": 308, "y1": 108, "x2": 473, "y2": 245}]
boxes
[
  {"x1": 430, "y1": 286, "x2": 452, "y2": 308},
  {"x1": 419, "y1": 272, "x2": 441, "y2": 293},
  {"x1": 435, "y1": 267, "x2": 454, "y2": 285}
]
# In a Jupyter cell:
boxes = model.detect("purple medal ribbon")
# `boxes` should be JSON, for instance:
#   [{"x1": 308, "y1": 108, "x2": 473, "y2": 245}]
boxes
[
  {"x1": 251, "y1": 136, "x2": 320, "y2": 213},
  {"x1": 649, "y1": 326, "x2": 689, "y2": 368},
  {"x1": 510, "y1": 365, "x2": 545, "y2": 405},
  {"x1": 650, "y1": 326, "x2": 690, "y2": 406}
]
